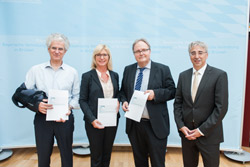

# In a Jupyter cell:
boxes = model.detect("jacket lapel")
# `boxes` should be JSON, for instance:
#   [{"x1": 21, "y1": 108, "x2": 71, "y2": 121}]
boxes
[
  {"x1": 186, "y1": 69, "x2": 193, "y2": 103},
  {"x1": 129, "y1": 64, "x2": 138, "y2": 91},
  {"x1": 91, "y1": 69, "x2": 103, "y2": 91},
  {"x1": 194, "y1": 65, "x2": 212, "y2": 102},
  {"x1": 147, "y1": 61, "x2": 156, "y2": 89},
  {"x1": 110, "y1": 71, "x2": 117, "y2": 96}
]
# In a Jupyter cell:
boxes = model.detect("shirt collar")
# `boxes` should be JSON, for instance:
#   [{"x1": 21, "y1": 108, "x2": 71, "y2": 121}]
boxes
[
  {"x1": 193, "y1": 63, "x2": 207, "y2": 75},
  {"x1": 96, "y1": 69, "x2": 110, "y2": 78},
  {"x1": 137, "y1": 60, "x2": 151, "y2": 69},
  {"x1": 44, "y1": 61, "x2": 65, "y2": 70}
]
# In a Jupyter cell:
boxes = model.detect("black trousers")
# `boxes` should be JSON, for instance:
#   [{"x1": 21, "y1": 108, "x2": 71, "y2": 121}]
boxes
[
  {"x1": 85, "y1": 120, "x2": 118, "y2": 167},
  {"x1": 34, "y1": 113, "x2": 74, "y2": 167},
  {"x1": 128, "y1": 120, "x2": 167, "y2": 167},
  {"x1": 181, "y1": 137, "x2": 220, "y2": 167}
]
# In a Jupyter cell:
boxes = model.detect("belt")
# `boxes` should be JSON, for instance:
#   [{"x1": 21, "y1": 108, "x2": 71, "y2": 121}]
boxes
[{"x1": 141, "y1": 118, "x2": 150, "y2": 121}]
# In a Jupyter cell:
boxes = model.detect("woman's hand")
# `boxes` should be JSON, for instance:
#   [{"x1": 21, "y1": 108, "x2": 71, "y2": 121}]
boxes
[
  {"x1": 122, "y1": 101, "x2": 129, "y2": 112},
  {"x1": 92, "y1": 119, "x2": 104, "y2": 129}
]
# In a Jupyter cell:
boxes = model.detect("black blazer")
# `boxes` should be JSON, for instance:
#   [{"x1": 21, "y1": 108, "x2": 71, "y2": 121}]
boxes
[
  {"x1": 120, "y1": 61, "x2": 176, "y2": 139},
  {"x1": 79, "y1": 69, "x2": 120, "y2": 124},
  {"x1": 174, "y1": 65, "x2": 228, "y2": 144}
]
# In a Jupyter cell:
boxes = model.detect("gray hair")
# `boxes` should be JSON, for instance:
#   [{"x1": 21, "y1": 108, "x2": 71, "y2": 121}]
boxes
[
  {"x1": 46, "y1": 33, "x2": 70, "y2": 51},
  {"x1": 188, "y1": 41, "x2": 208, "y2": 54},
  {"x1": 132, "y1": 38, "x2": 151, "y2": 52}
]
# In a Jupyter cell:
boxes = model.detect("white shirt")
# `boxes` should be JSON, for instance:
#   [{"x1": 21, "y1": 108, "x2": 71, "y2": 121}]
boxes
[
  {"x1": 134, "y1": 60, "x2": 151, "y2": 119},
  {"x1": 191, "y1": 63, "x2": 207, "y2": 136},
  {"x1": 96, "y1": 69, "x2": 114, "y2": 98},
  {"x1": 191, "y1": 64, "x2": 207, "y2": 91},
  {"x1": 25, "y1": 61, "x2": 80, "y2": 109}
]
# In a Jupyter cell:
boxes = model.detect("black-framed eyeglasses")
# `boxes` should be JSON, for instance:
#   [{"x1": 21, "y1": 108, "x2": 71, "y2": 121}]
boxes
[
  {"x1": 96, "y1": 54, "x2": 109, "y2": 57},
  {"x1": 133, "y1": 48, "x2": 150, "y2": 55}
]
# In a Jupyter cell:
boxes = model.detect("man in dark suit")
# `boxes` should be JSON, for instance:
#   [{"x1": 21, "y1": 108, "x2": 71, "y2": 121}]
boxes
[
  {"x1": 120, "y1": 38, "x2": 176, "y2": 167},
  {"x1": 174, "y1": 41, "x2": 228, "y2": 167}
]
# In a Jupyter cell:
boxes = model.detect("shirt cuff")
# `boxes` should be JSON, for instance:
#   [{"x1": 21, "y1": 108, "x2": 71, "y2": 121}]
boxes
[
  {"x1": 197, "y1": 128, "x2": 204, "y2": 136},
  {"x1": 69, "y1": 101, "x2": 80, "y2": 109}
]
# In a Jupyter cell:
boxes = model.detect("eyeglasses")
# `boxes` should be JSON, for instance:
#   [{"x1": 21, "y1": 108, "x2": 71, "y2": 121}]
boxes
[
  {"x1": 50, "y1": 47, "x2": 65, "y2": 52},
  {"x1": 190, "y1": 51, "x2": 207, "y2": 56},
  {"x1": 133, "y1": 48, "x2": 150, "y2": 55},
  {"x1": 96, "y1": 54, "x2": 109, "y2": 57}
]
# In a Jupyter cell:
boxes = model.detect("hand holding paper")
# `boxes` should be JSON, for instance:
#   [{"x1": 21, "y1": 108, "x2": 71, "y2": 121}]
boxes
[
  {"x1": 92, "y1": 119, "x2": 105, "y2": 129},
  {"x1": 145, "y1": 90, "x2": 155, "y2": 100},
  {"x1": 125, "y1": 90, "x2": 150, "y2": 122},
  {"x1": 97, "y1": 98, "x2": 118, "y2": 127},
  {"x1": 46, "y1": 90, "x2": 69, "y2": 121},
  {"x1": 38, "y1": 99, "x2": 53, "y2": 114},
  {"x1": 55, "y1": 110, "x2": 71, "y2": 123},
  {"x1": 122, "y1": 101, "x2": 129, "y2": 111}
]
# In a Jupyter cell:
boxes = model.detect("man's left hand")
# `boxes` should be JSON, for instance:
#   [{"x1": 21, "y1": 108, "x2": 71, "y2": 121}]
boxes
[
  {"x1": 185, "y1": 128, "x2": 202, "y2": 140},
  {"x1": 55, "y1": 109, "x2": 71, "y2": 123},
  {"x1": 145, "y1": 90, "x2": 155, "y2": 100}
]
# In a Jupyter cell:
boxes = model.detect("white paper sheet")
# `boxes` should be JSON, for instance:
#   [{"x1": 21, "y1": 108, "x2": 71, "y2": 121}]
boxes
[
  {"x1": 46, "y1": 90, "x2": 69, "y2": 121},
  {"x1": 97, "y1": 98, "x2": 118, "y2": 127},
  {"x1": 125, "y1": 90, "x2": 149, "y2": 122}
]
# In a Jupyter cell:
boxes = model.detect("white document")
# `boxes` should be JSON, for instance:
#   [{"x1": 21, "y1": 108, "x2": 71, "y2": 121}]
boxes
[
  {"x1": 97, "y1": 98, "x2": 118, "y2": 127},
  {"x1": 125, "y1": 90, "x2": 149, "y2": 122},
  {"x1": 46, "y1": 90, "x2": 69, "y2": 121}
]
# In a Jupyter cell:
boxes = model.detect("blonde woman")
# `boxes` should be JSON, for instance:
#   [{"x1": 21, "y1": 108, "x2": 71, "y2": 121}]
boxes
[{"x1": 79, "y1": 44, "x2": 120, "y2": 167}]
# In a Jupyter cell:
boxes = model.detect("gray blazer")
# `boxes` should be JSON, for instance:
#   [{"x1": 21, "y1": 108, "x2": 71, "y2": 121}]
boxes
[{"x1": 174, "y1": 64, "x2": 228, "y2": 144}]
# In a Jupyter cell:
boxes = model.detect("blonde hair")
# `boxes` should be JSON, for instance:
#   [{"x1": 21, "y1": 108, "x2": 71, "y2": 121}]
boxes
[{"x1": 91, "y1": 44, "x2": 113, "y2": 70}]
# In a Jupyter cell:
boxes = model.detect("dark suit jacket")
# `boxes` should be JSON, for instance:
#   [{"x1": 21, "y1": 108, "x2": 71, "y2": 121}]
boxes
[
  {"x1": 120, "y1": 61, "x2": 176, "y2": 139},
  {"x1": 174, "y1": 65, "x2": 228, "y2": 145},
  {"x1": 79, "y1": 69, "x2": 120, "y2": 124}
]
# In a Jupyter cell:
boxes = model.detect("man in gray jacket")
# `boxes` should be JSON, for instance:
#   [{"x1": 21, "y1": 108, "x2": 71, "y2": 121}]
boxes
[{"x1": 174, "y1": 41, "x2": 228, "y2": 167}]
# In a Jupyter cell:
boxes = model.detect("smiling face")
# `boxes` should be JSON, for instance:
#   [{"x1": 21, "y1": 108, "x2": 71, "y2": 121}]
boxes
[
  {"x1": 190, "y1": 45, "x2": 208, "y2": 71},
  {"x1": 48, "y1": 41, "x2": 66, "y2": 63},
  {"x1": 95, "y1": 49, "x2": 109, "y2": 68},
  {"x1": 133, "y1": 41, "x2": 151, "y2": 67}
]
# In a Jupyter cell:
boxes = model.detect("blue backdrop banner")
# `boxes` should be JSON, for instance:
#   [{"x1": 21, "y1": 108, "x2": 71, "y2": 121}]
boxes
[{"x1": 0, "y1": 0, "x2": 248, "y2": 151}]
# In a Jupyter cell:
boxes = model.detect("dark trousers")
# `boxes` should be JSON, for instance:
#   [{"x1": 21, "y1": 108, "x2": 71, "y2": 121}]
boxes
[
  {"x1": 85, "y1": 120, "x2": 118, "y2": 167},
  {"x1": 128, "y1": 120, "x2": 167, "y2": 167},
  {"x1": 34, "y1": 113, "x2": 74, "y2": 167},
  {"x1": 181, "y1": 137, "x2": 220, "y2": 167}
]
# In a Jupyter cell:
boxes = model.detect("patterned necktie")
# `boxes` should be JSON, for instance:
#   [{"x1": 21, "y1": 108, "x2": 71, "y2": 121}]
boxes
[
  {"x1": 191, "y1": 71, "x2": 199, "y2": 102},
  {"x1": 135, "y1": 68, "x2": 145, "y2": 91}
]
